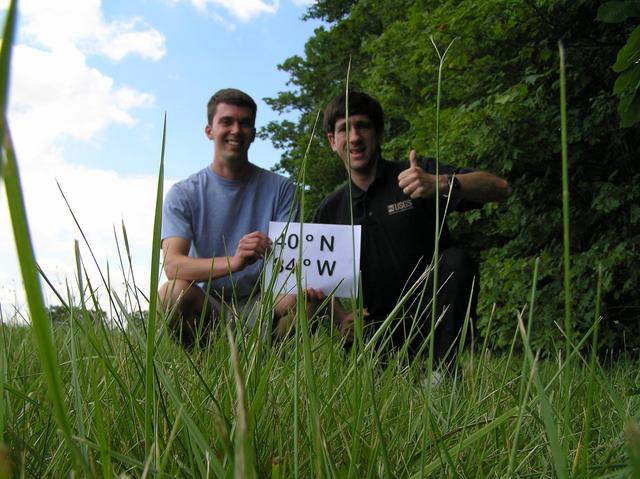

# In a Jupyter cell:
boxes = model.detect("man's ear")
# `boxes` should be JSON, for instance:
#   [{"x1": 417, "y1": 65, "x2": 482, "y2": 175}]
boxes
[
  {"x1": 327, "y1": 132, "x2": 337, "y2": 151},
  {"x1": 204, "y1": 124, "x2": 213, "y2": 139}
]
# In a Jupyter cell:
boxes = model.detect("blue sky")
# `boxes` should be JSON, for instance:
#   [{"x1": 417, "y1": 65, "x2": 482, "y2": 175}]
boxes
[
  {"x1": 0, "y1": 0, "x2": 323, "y2": 311},
  {"x1": 66, "y1": 0, "x2": 321, "y2": 178}
]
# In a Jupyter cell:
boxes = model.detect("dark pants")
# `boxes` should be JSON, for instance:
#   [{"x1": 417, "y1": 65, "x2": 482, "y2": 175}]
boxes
[{"x1": 366, "y1": 248, "x2": 479, "y2": 365}]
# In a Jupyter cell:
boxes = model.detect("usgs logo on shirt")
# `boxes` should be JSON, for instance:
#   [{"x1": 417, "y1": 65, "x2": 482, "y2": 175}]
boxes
[{"x1": 387, "y1": 199, "x2": 414, "y2": 215}]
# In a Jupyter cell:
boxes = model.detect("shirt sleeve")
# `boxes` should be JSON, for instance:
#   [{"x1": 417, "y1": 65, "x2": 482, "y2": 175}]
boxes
[
  {"x1": 274, "y1": 179, "x2": 300, "y2": 222},
  {"x1": 420, "y1": 157, "x2": 474, "y2": 176},
  {"x1": 420, "y1": 157, "x2": 481, "y2": 212},
  {"x1": 161, "y1": 184, "x2": 193, "y2": 241}
]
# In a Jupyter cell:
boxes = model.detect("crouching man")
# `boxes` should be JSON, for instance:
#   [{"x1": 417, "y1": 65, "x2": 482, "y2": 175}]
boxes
[
  {"x1": 160, "y1": 88, "x2": 320, "y2": 346},
  {"x1": 314, "y1": 91, "x2": 512, "y2": 363}
]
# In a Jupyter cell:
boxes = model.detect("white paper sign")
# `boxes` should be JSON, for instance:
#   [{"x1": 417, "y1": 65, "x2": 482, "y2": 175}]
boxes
[{"x1": 264, "y1": 222, "x2": 361, "y2": 298}]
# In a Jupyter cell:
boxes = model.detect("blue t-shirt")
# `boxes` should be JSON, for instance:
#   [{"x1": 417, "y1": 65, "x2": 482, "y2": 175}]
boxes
[{"x1": 161, "y1": 163, "x2": 298, "y2": 298}]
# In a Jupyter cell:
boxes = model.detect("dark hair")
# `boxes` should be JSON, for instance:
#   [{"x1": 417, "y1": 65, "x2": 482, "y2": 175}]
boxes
[
  {"x1": 323, "y1": 91, "x2": 384, "y2": 136},
  {"x1": 207, "y1": 88, "x2": 257, "y2": 125}
]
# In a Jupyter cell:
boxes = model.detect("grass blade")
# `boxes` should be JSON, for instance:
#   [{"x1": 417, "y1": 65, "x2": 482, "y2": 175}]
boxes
[
  {"x1": 145, "y1": 113, "x2": 166, "y2": 459},
  {"x1": 517, "y1": 314, "x2": 569, "y2": 479},
  {"x1": 226, "y1": 326, "x2": 257, "y2": 479},
  {"x1": 2, "y1": 124, "x2": 90, "y2": 473},
  {"x1": 425, "y1": 37, "x2": 456, "y2": 392},
  {"x1": 625, "y1": 421, "x2": 640, "y2": 478},
  {"x1": 0, "y1": 0, "x2": 17, "y2": 117},
  {"x1": 580, "y1": 264, "x2": 603, "y2": 476},
  {"x1": 558, "y1": 42, "x2": 573, "y2": 362},
  {"x1": 0, "y1": 0, "x2": 19, "y2": 183},
  {"x1": 411, "y1": 406, "x2": 519, "y2": 478},
  {"x1": 367, "y1": 369, "x2": 392, "y2": 478}
]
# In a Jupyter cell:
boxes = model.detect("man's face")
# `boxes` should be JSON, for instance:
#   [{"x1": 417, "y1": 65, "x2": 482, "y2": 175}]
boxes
[
  {"x1": 328, "y1": 114, "x2": 380, "y2": 175},
  {"x1": 205, "y1": 102, "x2": 256, "y2": 163}
]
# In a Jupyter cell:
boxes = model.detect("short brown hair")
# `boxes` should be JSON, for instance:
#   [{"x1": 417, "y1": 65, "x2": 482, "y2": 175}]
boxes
[
  {"x1": 207, "y1": 88, "x2": 257, "y2": 125},
  {"x1": 323, "y1": 91, "x2": 384, "y2": 136}
]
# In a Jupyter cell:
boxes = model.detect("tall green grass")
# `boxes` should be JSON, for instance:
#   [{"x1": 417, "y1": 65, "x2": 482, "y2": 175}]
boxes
[
  {"x1": 1, "y1": 315, "x2": 636, "y2": 477},
  {"x1": 1, "y1": 1, "x2": 639, "y2": 477},
  {"x1": 1, "y1": 0, "x2": 89, "y2": 474}
]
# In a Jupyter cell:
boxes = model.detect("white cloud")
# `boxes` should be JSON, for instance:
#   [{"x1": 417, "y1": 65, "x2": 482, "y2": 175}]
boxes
[
  {"x1": 20, "y1": 0, "x2": 166, "y2": 61},
  {"x1": 103, "y1": 23, "x2": 166, "y2": 61},
  {"x1": 10, "y1": 44, "x2": 153, "y2": 161},
  {"x1": 184, "y1": 0, "x2": 279, "y2": 22},
  {"x1": 0, "y1": 161, "x2": 167, "y2": 315},
  {"x1": 1, "y1": 0, "x2": 166, "y2": 315}
]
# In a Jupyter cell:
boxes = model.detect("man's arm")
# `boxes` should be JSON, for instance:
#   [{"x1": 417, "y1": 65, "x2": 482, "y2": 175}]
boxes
[
  {"x1": 448, "y1": 170, "x2": 512, "y2": 203},
  {"x1": 397, "y1": 149, "x2": 512, "y2": 203},
  {"x1": 275, "y1": 178, "x2": 300, "y2": 222},
  {"x1": 162, "y1": 232, "x2": 272, "y2": 282}
]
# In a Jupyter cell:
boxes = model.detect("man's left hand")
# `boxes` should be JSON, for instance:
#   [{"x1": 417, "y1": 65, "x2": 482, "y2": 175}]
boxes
[{"x1": 398, "y1": 149, "x2": 446, "y2": 199}]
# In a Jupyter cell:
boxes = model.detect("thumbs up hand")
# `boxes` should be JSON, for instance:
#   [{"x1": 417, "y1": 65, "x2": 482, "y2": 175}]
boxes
[
  {"x1": 397, "y1": 149, "x2": 442, "y2": 199},
  {"x1": 408, "y1": 148, "x2": 418, "y2": 169}
]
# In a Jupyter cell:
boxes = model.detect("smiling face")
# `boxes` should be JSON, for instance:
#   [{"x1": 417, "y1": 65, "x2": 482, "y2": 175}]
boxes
[
  {"x1": 206, "y1": 102, "x2": 256, "y2": 168},
  {"x1": 328, "y1": 114, "x2": 380, "y2": 177}
]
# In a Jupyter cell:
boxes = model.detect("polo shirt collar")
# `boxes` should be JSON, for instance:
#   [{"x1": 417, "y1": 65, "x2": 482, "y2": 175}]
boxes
[{"x1": 348, "y1": 154, "x2": 385, "y2": 198}]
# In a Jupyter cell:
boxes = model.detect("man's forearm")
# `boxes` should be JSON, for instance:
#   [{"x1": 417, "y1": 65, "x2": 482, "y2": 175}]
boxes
[
  {"x1": 163, "y1": 254, "x2": 241, "y2": 282},
  {"x1": 454, "y1": 171, "x2": 512, "y2": 203}
]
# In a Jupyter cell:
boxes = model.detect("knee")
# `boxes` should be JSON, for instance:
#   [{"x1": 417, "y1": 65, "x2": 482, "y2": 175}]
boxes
[
  {"x1": 159, "y1": 280, "x2": 212, "y2": 348},
  {"x1": 439, "y1": 248, "x2": 479, "y2": 295},
  {"x1": 159, "y1": 280, "x2": 202, "y2": 310},
  {"x1": 440, "y1": 248, "x2": 477, "y2": 278},
  {"x1": 274, "y1": 294, "x2": 297, "y2": 318}
]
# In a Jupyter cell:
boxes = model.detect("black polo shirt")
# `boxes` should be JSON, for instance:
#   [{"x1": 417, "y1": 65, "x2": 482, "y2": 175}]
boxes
[{"x1": 313, "y1": 157, "x2": 478, "y2": 319}]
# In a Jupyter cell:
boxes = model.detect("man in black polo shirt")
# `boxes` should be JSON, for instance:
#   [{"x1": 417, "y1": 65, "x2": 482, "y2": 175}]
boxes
[{"x1": 314, "y1": 91, "x2": 512, "y2": 362}]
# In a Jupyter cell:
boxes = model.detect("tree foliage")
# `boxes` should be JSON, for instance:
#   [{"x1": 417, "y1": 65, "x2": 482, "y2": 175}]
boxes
[
  {"x1": 262, "y1": 0, "x2": 640, "y2": 353},
  {"x1": 597, "y1": 0, "x2": 640, "y2": 127},
  {"x1": 47, "y1": 305, "x2": 106, "y2": 324}
]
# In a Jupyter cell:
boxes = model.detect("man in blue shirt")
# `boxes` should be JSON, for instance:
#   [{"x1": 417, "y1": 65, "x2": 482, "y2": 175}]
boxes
[{"x1": 160, "y1": 88, "x2": 317, "y2": 346}]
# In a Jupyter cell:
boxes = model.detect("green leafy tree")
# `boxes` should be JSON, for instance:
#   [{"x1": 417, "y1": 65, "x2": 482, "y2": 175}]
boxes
[
  {"x1": 264, "y1": 0, "x2": 640, "y2": 353},
  {"x1": 597, "y1": 0, "x2": 640, "y2": 127},
  {"x1": 47, "y1": 304, "x2": 106, "y2": 324},
  {"x1": 47, "y1": 305, "x2": 70, "y2": 324}
]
